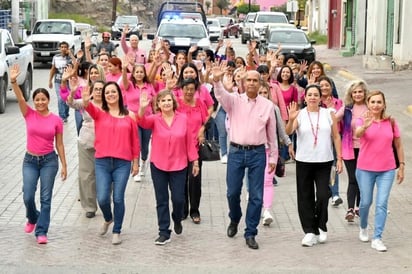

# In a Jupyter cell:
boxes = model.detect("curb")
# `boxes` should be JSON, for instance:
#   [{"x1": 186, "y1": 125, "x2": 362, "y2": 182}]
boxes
[
  {"x1": 408, "y1": 105, "x2": 412, "y2": 114},
  {"x1": 337, "y1": 69, "x2": 360, "y2": 80}
]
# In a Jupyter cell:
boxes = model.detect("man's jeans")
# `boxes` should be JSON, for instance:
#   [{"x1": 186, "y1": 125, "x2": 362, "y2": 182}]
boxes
[
  {"x1": 356, "y1": 168, "x2": 395, "y2": 240},
  {"x1": 138, "y1": 126, "x2": 152, "y2": 161},
  {"x1": 226, "y1": 144, "x2": 266, "y2": 238},
  {"x1": 215, "y1": 108, "x2": 228, "y2": 156},
  {"x1": 95, "y1": 157, "x2": 131, "y2": 234},
  {"x1": 55, "y1": 82, "x2": 69, "y2": 120},
  {"x1": 22, "y1": 152, "x2": 59, "y2": 237}
]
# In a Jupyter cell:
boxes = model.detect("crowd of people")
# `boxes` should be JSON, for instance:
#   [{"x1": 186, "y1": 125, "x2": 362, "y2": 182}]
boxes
[{"x1": 13, "y1": 26, "x2": 405, "y2": 251}]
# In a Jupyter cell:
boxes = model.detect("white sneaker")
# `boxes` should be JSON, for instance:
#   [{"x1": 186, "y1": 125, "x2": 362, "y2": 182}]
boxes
[
  {"x1": 318, "y1": 228, "x2": 327, "y2": 243},
  {"x1": 331, "y1": 196, "x2": 343, "y2": 207},
  {"x1": 262, "y1": 209, "x2": 273, "y2": 226},
  {"x1": 133, "y1": 174, "x2": 142, "y2": 182},
  {"x1": 301, "y1": 233, "x2": 319, "y2": 247},
  {"x1": 139, "y1": 161, "x2": 146, "y2": 176},
  {"x1": 221, "y1": 155, "x2": 228, "y2": 164},
  {"x1": 371, "y1": 239, "x2": 387, "y2": 252},
  {"x1": 359, "y1": 227, "x2": 369, "y2": 242}
]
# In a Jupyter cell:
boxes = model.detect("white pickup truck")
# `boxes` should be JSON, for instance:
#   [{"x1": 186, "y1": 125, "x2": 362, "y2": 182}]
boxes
[
  {"x1": 0, "y1": 29, "x2": 34, "y2": 113},
  {"x1": 25, "y1": 19, "x2": 82, "y2": 63}
]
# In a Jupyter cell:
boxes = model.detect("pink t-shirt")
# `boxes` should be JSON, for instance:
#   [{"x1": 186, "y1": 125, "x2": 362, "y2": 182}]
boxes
[
  {"x1": 24, "y1": 107, "x2": 63, "y2": 155},
  {"x1": 120, "y1": 81, "x2": 155, "y2": 114},
  {"x1": 177, "y1": 98, "x2": 208, "y2": 150},
  {"x1": 356, "y1": 118, "x2": 400, "y2": 171},
  {"x1": 174, "y1": 84, "x2": 214, "y2": 109},
  {"x1": 138, "y1": 111, "x2": 198, "y2": 171},
  {"x1": 85, "y1": 103, "x2": 140, "y2": 161}
]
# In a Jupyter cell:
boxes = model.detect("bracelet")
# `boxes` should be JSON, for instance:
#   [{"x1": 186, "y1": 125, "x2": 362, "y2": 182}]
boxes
[
  {"x1": 11, "y1": 80, "x2": 17, "y2": 84},
  {"x1": 399, "y1": 162, "x2": 405, "y2": 166}
]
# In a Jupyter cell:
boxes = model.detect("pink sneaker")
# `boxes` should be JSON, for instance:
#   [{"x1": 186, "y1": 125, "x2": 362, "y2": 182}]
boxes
[
  {"x1": 37, "y1": 235, "x2": 48, "y2": 244},
  {"x1": 25, "y1": 222, "x2": 35, "y2": 233}
]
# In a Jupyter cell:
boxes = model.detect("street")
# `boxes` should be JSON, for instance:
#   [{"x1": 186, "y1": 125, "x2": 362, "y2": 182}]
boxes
[{"x1": 0, "y1": 38, "x2": 411, "y2": 273}]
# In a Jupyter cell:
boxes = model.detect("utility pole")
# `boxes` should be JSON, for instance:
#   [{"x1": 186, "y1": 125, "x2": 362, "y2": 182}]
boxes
[
  {"x1": 112, "y1": 0, "x2": 118, "y2": 24},
  {"x1": 11, "y1": 0, "x2": 19, "y2": 41}
]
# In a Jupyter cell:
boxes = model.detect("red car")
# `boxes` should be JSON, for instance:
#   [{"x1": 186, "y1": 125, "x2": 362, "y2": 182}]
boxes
[{"x1": 216, "y1": 17, "x2": 240, "y2": 38}]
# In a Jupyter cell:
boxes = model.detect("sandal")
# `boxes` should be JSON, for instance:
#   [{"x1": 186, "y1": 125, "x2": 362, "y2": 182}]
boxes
[{"x1": 191, "y1": 216, "x2": 201, "y2": 224}]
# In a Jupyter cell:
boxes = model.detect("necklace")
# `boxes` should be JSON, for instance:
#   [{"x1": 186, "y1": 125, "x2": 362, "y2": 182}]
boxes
[{"x1": 307, "y1": 109, "x2": 320, "y2": 147}]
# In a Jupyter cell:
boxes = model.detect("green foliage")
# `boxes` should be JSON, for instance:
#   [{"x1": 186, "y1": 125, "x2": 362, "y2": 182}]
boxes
[
  {"x1": 48, "y1": 13, "x2": 96, "y2": 25},
  {"x1": 237, "y1": 4, "x2": 260, "y2": 14},
  {"x1": 308, "y1": 31, "x2": 327, "y2": 45},
  {"x1": 271, "y1": 3, "x2": 287, "y2": 12},
  {"x1": 0, "y1": 0, "x2": 11, "y2": 10},
  {"x1": 216, "y1": 0, "x2": 230, "y2": 14}
]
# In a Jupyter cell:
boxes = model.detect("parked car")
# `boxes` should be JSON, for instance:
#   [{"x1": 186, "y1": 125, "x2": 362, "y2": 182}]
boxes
[
  {"x1": 241, "y1": 12, "x2": 289, "y2": 44},
  {"x1": 25, "y1": 19, "x2": 82, "y2": 63},
  {"x1": 240, "y1": 12, "x2": 256, "y2": 44},
  {"x1": 111, "y1": 15, "x2": 143, "y2": 40},
  {"x1": 75, "y1": 23, "x2": 99, "y2": 55},
  {"x1": 147, "y1": 18, "x2": 211, "y2": 54},
  {"x1": 0, "y1": 29, "x2": 33, "y2": 113},
  {"x1": 216, "y1": 16, "x2": 240, "y2": 38},
  {"x1": 265, "y1": 28, "x2": 316, "y2": 64},
  {"x1": 207, "y1": 18, "x2": 223, "y2": 42}
]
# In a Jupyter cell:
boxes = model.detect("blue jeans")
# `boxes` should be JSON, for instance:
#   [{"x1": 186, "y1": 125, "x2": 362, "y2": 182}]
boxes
[
  {"x1": 55, "y1": 82, "x2": 69, "y2": 120},
  {"x1": 22, "y1": 152, "x2": 59, "y2": 237},
  {"x1": 95, "y1": 157, "x2": 131, "y2": 234},
  {"x1": 138, "y1": 126, "x2": 152, "y2": 161},
  {"x1": 227, "y1": 144, "x2": 266, "y2": 238},
  {"x1": 150, "y1": 163, "x2": 187, "y2": 238},
  {"x1": 329, "y1": 143, "x2": 340, "y2": 197},
  {"x1": 356, "y1": 169, "x2": 395, "y2": 240},
  {"x1": 74, "y1": 109, "x2": 83, "y2": 136},
  {"x1": 215, "y1": 108, "x2": 228, "y2": 156}
]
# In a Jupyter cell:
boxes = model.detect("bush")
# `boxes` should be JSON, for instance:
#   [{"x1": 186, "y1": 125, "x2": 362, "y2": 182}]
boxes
[
  {"x1": 308, "y1": 31, "x2": 327, "y2": 45},
  {"x1": 49, "y1": 13, "x2": 96, "y2": 25}
]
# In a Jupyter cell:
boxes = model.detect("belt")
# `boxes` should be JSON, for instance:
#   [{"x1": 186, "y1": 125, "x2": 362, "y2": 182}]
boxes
[{"x1": 230, "y1": 142, "x2": 264, "y2": 150}]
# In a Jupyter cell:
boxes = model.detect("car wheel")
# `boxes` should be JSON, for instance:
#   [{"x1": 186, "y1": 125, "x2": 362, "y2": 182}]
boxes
[
  {"x1": 19, "y1": 68, "x2": 32, "y2": 102},
  {"x1": 0, "y1": 77, "x2": 7, "y2": 114},
  {"x1": 235, "y1": 31, "x2": 239, "y2": 39},
  {"x1": 225, "y1": 32, "x2": 229, "y2": 38},
  {"x1": 139, "y1": 34, "x2": 143, "y2": 40}
]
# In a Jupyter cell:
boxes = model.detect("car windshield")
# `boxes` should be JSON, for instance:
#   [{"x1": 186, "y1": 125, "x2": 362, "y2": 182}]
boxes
[
  {"x1": 33, "y1": 22, "x2": 72, "y2": 34},
  {"x1": 159, "y1": 23, "x2": 206, "y2": 38},
  {"x1": 208, "y1": 20, "x2": 220, "y2": 27},
  {"x1": 116, "y1": 17, "x2": 137, "y2": 25},
  {"x1": 269, "y1": 31, "x2": 308, "y2": 44},
  {"x1": 218, "y1": 18, "x2": 231, "y2": 26},
  {"x1": 256, "y1": 15, "x2": 287, "y2": 24}
]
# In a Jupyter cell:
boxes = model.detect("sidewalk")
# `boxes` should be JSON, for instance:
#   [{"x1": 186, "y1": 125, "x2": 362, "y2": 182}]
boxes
[{"x1": 0, "y1": 46, "x2": 412, "y2": 273}]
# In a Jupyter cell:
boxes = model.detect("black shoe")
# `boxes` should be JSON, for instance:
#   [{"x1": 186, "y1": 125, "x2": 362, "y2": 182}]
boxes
[
  {"x1": 227, "y1": 222, "x2": 238, "y2": 238},
  {"x1": 174, "y1": 221, "x2": 183, "y2": 235},
  {"x1": 155, "y1": 235, "x2": 171, "y2": 245},
  {"x1": 85, "y1": 212, "x2": 95, "y2": 218},
  {"x1": 245, "y1": 236, "x2": 259, "y2": 249}
]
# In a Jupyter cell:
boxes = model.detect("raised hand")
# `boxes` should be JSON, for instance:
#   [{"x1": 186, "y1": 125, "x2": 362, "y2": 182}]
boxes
[
  {"x1": 10, "y1": 63, "x2": 21, "y2": 81},
  {"x1": 139, "y1": 91, "x2": 150, "y2": 109},
  {"x1": 287, "y1": 101, "x2": 300, "y2": 121},
  {"x1": 211, "y1": 61, "x2": 227, "y2": 81}
]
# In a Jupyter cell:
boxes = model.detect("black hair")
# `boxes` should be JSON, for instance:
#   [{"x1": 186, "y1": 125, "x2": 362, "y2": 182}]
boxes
[
  {"x1": 256, "y1": 64, "x2": 269, "y2": 74},
  {"x1": 79, "y1": 61, "x2": 92, "y2": 78},
  {"x1": 101, "y1": 81, "x2": 129, "y2": 115},
  {"x1": 177, "y1": 63, "x2": 200, "y2": 88},
  {"x1": 32, "y1": 88, "x2": 50, "y2": 101},
  {"x1": 180, "y1": 77, "x2": 199, "y2": 90},
  {"x1": 284, "y1": 54, "x2": 299, "y2": 65},
  {"x1": 276, "y1": 65, "x2": 294, "y2": 84},
  {"x1": 304, "y1": 84, "x2": 321, "y2": 96},
  {"x1": 227, "y1": 61, "x2": 236, "y2": 68}
]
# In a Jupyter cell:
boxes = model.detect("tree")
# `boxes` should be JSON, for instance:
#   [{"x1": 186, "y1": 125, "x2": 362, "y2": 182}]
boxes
[
  {"x1": 205, "y1": 0, "x2": 211, "y2": 14},
  {"x1": 237, "y1": 4, "x2": 260, "y2": 15},
  {"x1": 216, "y1": 0, "x2": 230, "y2": 15},
  {"x1": 0, "y1": 0, "x2": 11, "y2": 9}
]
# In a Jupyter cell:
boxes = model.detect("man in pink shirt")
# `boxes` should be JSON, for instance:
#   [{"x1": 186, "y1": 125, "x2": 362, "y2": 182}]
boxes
[
  {"x1": 212, "y1": 67, "x2": 278, "y2": 250},
  {"x1": 121, "y1": 25, "x2": 146, "y2": 64}
]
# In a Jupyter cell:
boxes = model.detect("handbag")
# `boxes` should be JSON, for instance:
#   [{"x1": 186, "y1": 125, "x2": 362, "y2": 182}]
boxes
[
  {"x1": 199, "y1": 140, "x2": 220, "y2": 161},
  {"x1": 275, "y1": 154, "x2": 285, "y2": 177},
  {"x1": 390, "y1": 118, "x2": 400, "y2": 169}
]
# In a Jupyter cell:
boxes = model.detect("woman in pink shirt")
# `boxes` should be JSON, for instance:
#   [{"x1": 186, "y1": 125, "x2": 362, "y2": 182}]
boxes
[
  {"x1": 105, "y1": 57, "x2": 123, "y2": 83},
  {"x1": 138, "y1": 90, "x2": 199, "y2": 245},
  {"x1": 177, "y1": 78, "x2": 208, "y2": 224},
  {"x1": 355, "y1": 90, "x2": 405, "y2": 252},
  {"x1": 82, "y1": 81, "x2": 140, "y2": 245},
  {"x1": 340, "y1": 80, "x2": 369, "y2": 221},
  {"x1": 10, "y1": 64, "x2": 67, "y2": 245},
  {"x1": 121, "y1": 62, "x2": 155, "y2": 182}
]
